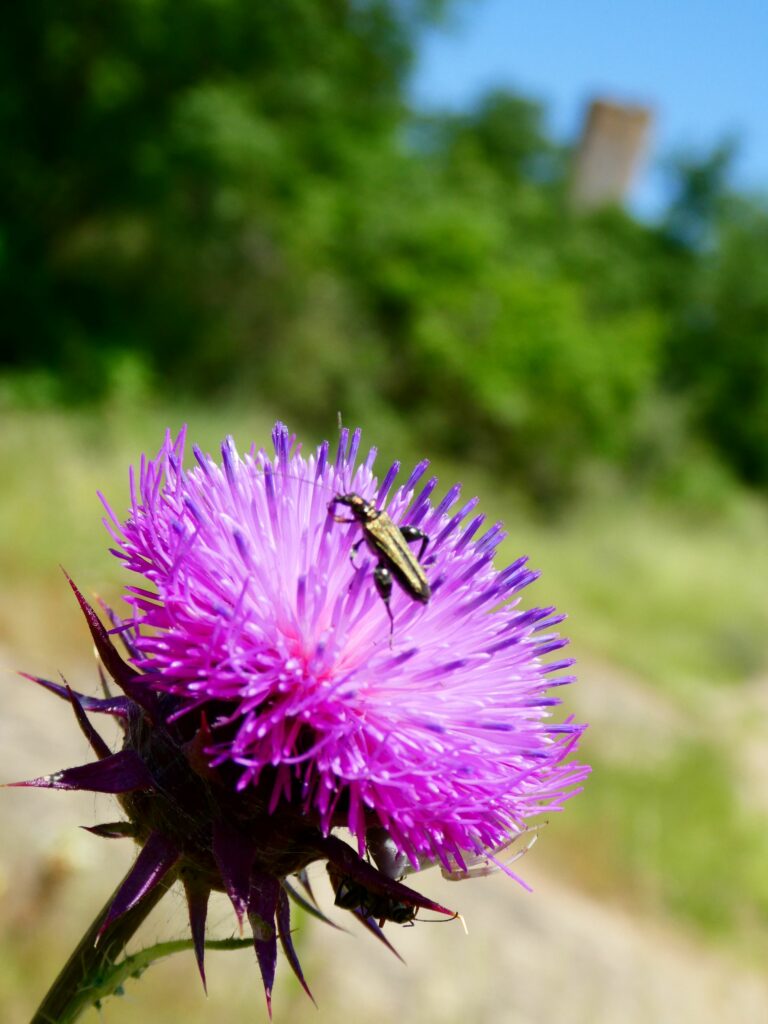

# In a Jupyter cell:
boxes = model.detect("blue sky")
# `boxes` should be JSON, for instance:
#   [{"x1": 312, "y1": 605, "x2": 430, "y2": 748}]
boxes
[{"x1": 410, "y1": 0, "x2": 768, "y2": 217}]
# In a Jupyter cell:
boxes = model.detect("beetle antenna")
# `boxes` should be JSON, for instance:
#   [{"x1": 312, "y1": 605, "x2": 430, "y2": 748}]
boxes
[{"x1": 417, "y1": 911, "x2": 468, "y2": 933}]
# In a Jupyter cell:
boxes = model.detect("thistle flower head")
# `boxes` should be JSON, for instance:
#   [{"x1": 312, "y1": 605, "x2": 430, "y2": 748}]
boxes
[
  {"x1": 14, "y1": 423, "x2": 589, "y2": 1012},
  {"x1": 109, "y1": 423, "x2": 586, "y2": 860}
]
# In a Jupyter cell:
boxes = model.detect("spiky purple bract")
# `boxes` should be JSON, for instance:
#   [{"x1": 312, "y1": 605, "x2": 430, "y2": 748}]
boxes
[{"x1": 104, "y1": 423, "x2": 588, "y2": 871}]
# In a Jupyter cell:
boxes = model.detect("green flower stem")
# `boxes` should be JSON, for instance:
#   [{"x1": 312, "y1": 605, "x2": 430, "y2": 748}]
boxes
[{"x1": 30, "y1": 867, "x2": 179, "y2": 1024}]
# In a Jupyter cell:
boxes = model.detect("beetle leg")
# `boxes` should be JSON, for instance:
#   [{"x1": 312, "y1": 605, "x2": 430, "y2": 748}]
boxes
[
  {"x1": 332, "y1": 515, "x2": 357, "y2": 525},
  {"x1": 373, "y1": 563, "x2": 394, "y2": 645},
  {"x1": 350, "y1": 538, "x2": 364, "y2": 567},
  {"x1": 399, "y1": 525, "x2": 429, "y2": 561}
]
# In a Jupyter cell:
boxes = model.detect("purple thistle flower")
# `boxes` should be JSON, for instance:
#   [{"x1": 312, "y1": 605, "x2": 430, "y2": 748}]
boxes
[{"x1": 13, "y1": 423, "x2": 589, "y2": 1015}]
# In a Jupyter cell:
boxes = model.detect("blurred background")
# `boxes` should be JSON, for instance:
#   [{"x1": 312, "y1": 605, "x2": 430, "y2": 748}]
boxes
[{"x1": 2, "y1": 1, "x2": 768, "y2": 1021}]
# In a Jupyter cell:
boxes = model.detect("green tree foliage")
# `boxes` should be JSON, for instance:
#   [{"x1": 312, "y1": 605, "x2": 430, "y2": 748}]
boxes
[
  {"x1": 330, "y1": 97, "x2": 674, "y2": 498},
  {"x1": 666, "y1": 195, "x2": 768, "y2": 484},
  {"x1": 0, "y1": 0, "x2": 429, "y2": 389},
  {"x1": 1, "y1": 2, "x2": 766, "y2": 500}
]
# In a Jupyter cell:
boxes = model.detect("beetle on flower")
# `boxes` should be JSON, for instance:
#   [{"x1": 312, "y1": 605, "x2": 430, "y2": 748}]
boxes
[{"x1": 13, "y1": 422, "x2": 589, "y2": 1020}]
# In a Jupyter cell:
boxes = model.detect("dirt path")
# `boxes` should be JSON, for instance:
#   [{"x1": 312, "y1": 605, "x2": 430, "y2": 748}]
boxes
[{"x1": 288, "y1": 863, "x2": 768, "y2": 1024}]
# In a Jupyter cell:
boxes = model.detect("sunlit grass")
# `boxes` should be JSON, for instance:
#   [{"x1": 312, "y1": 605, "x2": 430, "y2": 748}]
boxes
[
  {"x1": 507, "y1": 495, "x2": 768, "y2": 694},
  {"x1": 540, "y1": 741, "x2": 768, "y2": 955}
]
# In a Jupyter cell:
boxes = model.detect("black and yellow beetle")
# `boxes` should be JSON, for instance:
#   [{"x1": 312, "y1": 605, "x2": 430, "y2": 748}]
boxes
[{"x1": 328, "y1": 492, "x2": 431, "y2": 640}]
